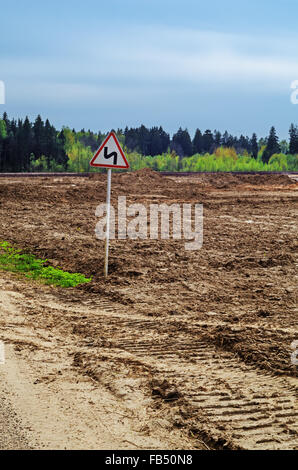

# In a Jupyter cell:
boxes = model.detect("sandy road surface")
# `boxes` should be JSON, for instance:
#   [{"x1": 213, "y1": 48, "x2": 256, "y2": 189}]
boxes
[
  {"x1": 0, "y1": 271, "x2": 297, "y2": 450},
  {"x1": 0, "y1": 277, "x2": 199, "y2": 450},
  {"x1": 0, "y1": 171, "x2": 297, "y2": 449},
  {"x1": 0, "y1": 382, "x2": 30, "y2": 450}
]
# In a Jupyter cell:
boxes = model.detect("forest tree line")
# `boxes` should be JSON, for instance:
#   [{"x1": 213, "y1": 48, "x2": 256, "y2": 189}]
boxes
[{"x1": 0, "y1": 112, "x2": 298, "y2": 172}]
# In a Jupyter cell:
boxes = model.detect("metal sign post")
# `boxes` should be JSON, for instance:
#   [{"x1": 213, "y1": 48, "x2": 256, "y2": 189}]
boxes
[{"x1": 104, "y1": 168, "x2": 112, "y2": 278}]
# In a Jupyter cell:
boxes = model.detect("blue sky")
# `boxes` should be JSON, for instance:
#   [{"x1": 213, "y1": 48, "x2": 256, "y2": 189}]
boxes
[{"x1": 1, "y1": 0, "x2": 298, "y2": 138}]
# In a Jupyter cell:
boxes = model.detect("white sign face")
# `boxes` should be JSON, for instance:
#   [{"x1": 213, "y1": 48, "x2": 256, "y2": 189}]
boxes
[{"x1": 90, "y1": 132, "x2": 129, "y2": 169}]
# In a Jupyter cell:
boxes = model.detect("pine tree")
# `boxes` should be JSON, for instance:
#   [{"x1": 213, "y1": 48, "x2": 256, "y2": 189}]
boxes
[
  {"x1": 158, "y1": 126, "x2": 170, "y2": 154},
  {"x1": 0, "y1": 119, "x2": 7, "y2": 139},
  {"x1": 289, "y1": 123, "x2": 298, "y2": 154},
  {"x1": 238, "y1": 135, "x2": 250, "y2": 153},
  {"x1": 150, "y1": 127, "x2": 162, "y2": 155},
  {"x1": 57, "y1": 130, "x2": 68, "y2": 168},
  {"x1": 22, "y1": 117, "x2": 32, "y2": 171},
  {"x1": 33, "y1": 115, "x2": 45, "y2": 158},
  {"x1": 251, "y1": 133, "x2": 258, "y2": 159},
  {"x1": 2, "y1": 112, "x2": 9, "y2": 130},
  {"x1": 280, "y1": 140, "x2": 289, "y2": 154},
  {"x1": 262, "y1": 127, "x2": 280, "y2": 163},
  {"x1": 202, "y1": 129, "x2": 214, "y2": 153},
  {"x1": 172, "y1": 128, "x2": 192, "y2": 157},
  {"x1": 138, "y1": 125, "x2": 150, "y2": 155},
  {"x1": 214, "y1": 130, "x2": 222, "y2": 148},
  {"x1": 192, "y1": 129, "x2": 203, "y2": 154}
]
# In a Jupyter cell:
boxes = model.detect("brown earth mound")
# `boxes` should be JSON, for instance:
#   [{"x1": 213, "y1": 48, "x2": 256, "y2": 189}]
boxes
[
  {"x1": 185, "y1": 173, "x2": 294, "y2": 189},
  {"x1": 92, "y1": 170, "x2": 295, "y2": 189}
]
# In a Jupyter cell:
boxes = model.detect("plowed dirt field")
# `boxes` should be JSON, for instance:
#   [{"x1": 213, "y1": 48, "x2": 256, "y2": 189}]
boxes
[{"x1": 0, "y1": 170, "x2": 297, "y2": 450}]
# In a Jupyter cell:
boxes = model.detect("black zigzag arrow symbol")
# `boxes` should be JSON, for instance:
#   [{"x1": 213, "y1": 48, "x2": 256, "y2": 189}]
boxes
[{"x1": 104, "y1": 147, "x2": 118, "y2": 165}]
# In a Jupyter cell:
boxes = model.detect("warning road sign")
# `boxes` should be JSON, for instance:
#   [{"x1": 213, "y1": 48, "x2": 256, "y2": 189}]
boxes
[
  {"x1": 90, "y1": 131, "x2": 130, "y2": 277},
  {"x1": 90, "y1": 131, "x2": 129, "y2": 169}
]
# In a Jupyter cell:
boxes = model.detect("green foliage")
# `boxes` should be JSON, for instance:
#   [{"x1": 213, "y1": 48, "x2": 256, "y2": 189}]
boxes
[
  {"x1": 24, "y1": 138, "x2": 298, "y2": 172},
  {"x1": 262, "y1": 126, "x2": 280, "y2": 163},
  {"x1": 0, "y1": 119, "x2": 7, "y2": 139},
  {"x1": 280, "y1": 139, "x2": 289, "y2": 155},
  {"x1": 257, "y1": 145, "x2": 266, "y2": 161},
  {"x1": 268, "y1": 153, "x2": 288, "y2": 171},
  {"x1": 57, "y1": 127, "x2": 297, "y2": 172},
  {"x1": 30, "y1": 155, "x2": 66, "y2": 172},
  {"x1": 62, "y1": 127, "x2": 103, "y2": 173},
  {"x1": 124, "y1": 149, "x2": 297, "y2": 172},
  {"x1": 0, "y1": 241, "x2": 91, "y2": 287},
  {"x1": 286, "y1": 154, "x2": 298, "y2": 171},
  {"x1": 0, "y1": 113, "x2": 68, "y2": 172},
  {"x1": 2, "y1": 112, "x2": 297, "y2": 173}
]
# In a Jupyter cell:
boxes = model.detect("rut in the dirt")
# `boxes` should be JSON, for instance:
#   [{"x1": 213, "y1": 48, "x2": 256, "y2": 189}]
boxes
[{"x1": 72, "y1": 308, "x2": 298, "y2": 450}]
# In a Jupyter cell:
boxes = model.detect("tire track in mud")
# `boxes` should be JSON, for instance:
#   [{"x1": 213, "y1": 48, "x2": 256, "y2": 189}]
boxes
[
  {"x1": 1, "y1": 282, "x2": 297, "y2": 450},
  {"x1": 33, "y1": 299, "x2": 298, "y2": 450},
  {"x1": 81, "y1": 312, "x2": 298, "y2": 450}
]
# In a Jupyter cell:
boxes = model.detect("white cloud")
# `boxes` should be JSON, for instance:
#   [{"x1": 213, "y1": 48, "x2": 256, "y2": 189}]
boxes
[
  {"x1": 1, "y1": 25, "x2": 298, "y2": 106},
  {"x1": 84, "y1": 25, "x2": 298, "y2": 87}
]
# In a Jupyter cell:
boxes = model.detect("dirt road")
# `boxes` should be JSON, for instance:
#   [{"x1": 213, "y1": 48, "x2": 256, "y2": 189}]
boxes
[
  {"x1": 0, "y1": 382, "x2": 30, "y2": 450},
  {"x1": 0, "y1": 276, "x2": 201, "y2": 450},
  {"x1": 0, "y1": 171, "x2": 297, "y2": 449}
]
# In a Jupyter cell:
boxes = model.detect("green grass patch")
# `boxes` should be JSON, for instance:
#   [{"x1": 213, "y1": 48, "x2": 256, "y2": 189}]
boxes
[{"x1": 0, "y1": 241, "x2": 92, "y2": 287}]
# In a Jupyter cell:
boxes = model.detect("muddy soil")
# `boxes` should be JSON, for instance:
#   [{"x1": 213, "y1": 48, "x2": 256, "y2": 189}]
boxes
[{"x1": 0, "y1": 170, "x2": 297, "y2": 449}]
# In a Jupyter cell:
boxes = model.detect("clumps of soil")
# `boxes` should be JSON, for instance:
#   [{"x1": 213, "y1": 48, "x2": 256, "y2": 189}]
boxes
[
  {"x1": 0, "y1": 178, "x2": 106, "y2": 203},
  {"x1": 80, "y1": 283, "x2": 135, "y2": 305},
  {"x1": 211, "y1": 253, "x2": 295, "y2": 270},
  {"x1": 236, "y1": 174, "x2": 294, "y2": 186},
  {"x1": 188, "y1": 173, "x2": 295, "y2": 189},
  {"x1": 0, "y1": 172, "x2": 295, "y2": 207},
  {"x1": 174, "y1": 403, "x2": 239, "y2": 450},
  {"x1": 257, "y1": 309, "x2": 271, "y2": 318},
  {"x1": 151, "y1": 378, "x2": 180, "y2": 401},
  {"x1": 118, "y1": 168, "x2": 164, "y2": 182},
  {"x1": 113, "y1": 168, "x2": 168, "y2": 190},
  {"x1": 87, "y1": 172, "x2": 106, "y2": 181},
  {"x1": 199, "y1": 325, "x2": 297, "y2": 377},
  {"x1": 89, "y1": 168, "x2": 163, "y2": 183},
  {"x1": 93, "y1": 169, "x2": 296, "y2": 190}
]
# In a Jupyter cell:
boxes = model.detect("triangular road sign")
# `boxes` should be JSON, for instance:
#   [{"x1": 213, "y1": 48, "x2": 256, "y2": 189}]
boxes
[{"x1": 90, "y1": 131, "x2": 130, "y2": 169}]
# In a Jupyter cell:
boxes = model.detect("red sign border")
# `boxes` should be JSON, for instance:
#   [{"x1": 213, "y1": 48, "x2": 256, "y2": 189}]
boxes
[{"x1": 89, "y1": 132, "x2": 130, "y2": 169}]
